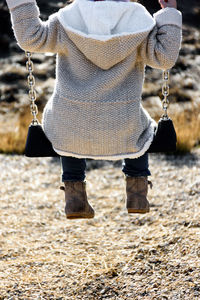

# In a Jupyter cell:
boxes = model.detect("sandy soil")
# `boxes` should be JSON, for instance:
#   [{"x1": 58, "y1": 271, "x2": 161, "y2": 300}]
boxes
[{"x1": 0, "y1": 150, "x2": 200, "y2": 299}]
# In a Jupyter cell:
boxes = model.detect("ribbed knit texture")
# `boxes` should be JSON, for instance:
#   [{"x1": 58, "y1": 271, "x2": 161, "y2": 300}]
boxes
[{"x1": 6, "y1": 0, "x2": 182, "y2": 160}]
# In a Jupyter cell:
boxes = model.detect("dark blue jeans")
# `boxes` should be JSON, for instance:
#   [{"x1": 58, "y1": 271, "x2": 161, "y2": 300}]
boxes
[{"x1": 60, "y1": 153, "x2": 151, "y2": 182}]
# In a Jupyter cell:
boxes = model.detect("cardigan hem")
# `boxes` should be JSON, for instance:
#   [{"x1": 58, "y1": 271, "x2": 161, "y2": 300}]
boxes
[{"x1": 53, "y1": 122, "x2": 155, "y2": 160}]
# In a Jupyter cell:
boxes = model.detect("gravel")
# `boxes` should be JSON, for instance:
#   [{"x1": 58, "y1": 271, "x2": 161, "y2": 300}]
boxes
[{"x1": 0, "y1": 149, "x2": 200, "y2": 299}]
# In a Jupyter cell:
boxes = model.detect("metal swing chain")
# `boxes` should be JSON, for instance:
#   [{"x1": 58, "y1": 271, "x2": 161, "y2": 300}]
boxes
[
  {"x1": 25, "y1": 51, "x2": 39, "y2": 125},
  {"x1": 161, "y1": 69, "x2": 170, "y2": 120}
]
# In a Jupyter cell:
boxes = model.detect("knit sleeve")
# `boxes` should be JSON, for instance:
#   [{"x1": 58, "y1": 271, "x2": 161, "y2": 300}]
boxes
[
  {"x1": 6, "y1": 0, "x2": 62, "y2": 54},
  {"x1": 138, "y1": 7, "x2": 182, "y2": 70}
]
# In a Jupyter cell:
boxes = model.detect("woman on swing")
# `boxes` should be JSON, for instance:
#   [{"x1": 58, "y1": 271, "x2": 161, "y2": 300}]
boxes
[{"x1": 6, "y1": 0, "x2": 182, "y2": 219}]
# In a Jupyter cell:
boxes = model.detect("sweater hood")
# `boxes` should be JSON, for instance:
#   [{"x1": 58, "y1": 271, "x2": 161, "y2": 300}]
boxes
[{"x1": 57, "y1": 0, "x2": 155, "y2": 69}]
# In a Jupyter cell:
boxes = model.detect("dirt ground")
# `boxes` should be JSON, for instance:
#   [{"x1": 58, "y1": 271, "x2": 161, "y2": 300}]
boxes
[{"x1": 0, "y1": 150, "x2": 200, "y2": 299}]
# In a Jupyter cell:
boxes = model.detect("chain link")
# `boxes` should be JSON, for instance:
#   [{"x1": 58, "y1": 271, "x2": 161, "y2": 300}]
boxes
[
  {"x1": 161, "y1": 70, "x2": 170, "y2": 120},
  {"x1": 26, "y1": 51, "x2": 39, "y2": 125}
]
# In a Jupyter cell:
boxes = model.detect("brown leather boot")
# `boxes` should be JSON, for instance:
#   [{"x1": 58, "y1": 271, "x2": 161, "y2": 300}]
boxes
[
  {"x1": 60, "y1": 181, "x2": 95, "y2": 219},
  {"x1": 125, "y1": 176, "x2": 152, "y2": 214}
]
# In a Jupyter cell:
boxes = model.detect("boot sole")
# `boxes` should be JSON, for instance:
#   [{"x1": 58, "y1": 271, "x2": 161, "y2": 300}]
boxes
[
  {"x1": 128, "y1": 208, "x2": 150, "y2": 214},
  {"x1": 66, "y1": 213, "x2": 94, "y2": 219}
]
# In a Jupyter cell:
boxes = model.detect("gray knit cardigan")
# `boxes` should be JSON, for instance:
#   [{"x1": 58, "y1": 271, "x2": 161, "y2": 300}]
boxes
[{"x1": 6, "y1": 0, "x2": 182, "y2": 160}]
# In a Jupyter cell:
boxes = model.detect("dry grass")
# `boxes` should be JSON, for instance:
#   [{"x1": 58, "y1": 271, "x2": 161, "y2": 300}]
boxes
[
  {"x1": 173, "y1": 105, "x2": 200, "y2": 153},
  {"x1": 0, "y1": 108, "x2": 42, "y2": 154}
]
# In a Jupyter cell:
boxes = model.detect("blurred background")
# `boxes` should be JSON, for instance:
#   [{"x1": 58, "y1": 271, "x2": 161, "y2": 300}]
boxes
[{"x1": 0, "y1": 0, "x2": 200, "y2": 154}]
